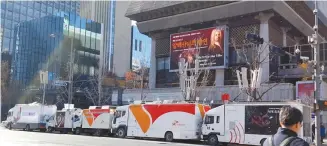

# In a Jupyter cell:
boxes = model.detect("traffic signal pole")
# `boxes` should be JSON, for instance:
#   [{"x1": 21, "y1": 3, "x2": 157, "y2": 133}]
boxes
[{"x1": 310, "y1": 1, "x2": 322, "y2": 145}]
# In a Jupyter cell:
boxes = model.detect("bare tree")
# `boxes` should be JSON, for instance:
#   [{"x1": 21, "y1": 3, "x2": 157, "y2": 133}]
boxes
[
  {"x1": 125, "y1": 53, "x2": 150, "y2": 101},
  {"x1": 230, "y1": 33, "x2": 284, "y2": 101},
  {"x1": 177, "y1": 50, "x2": 215, "y2": 101},
  {"x1": 81, "y1": 75, "x2": 116, "y2": 106},
  {"x1": 1, "y1": 61, "x2": 10, "y2": 102}
]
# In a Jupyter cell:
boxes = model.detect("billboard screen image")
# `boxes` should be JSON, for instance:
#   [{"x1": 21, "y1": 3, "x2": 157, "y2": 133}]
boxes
[
  {"x1": 245, "y1": 105, "x2": 283, "y2": 135},
  {"x1": 296, "y1": 81, "x2": 314, "y2": 105},
  {"x1": 169, "y1": 26, "x2": 229, "y2": 71}
]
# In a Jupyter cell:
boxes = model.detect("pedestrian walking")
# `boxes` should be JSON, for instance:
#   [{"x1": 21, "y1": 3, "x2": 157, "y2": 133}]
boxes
[
  {"x1": 312, "y1": 123, "x2": 315, "y2": 140},
  {"x1": 321, "y1": 124, "x2": 326, "y2": 143},
  {"x1": 262, "y1": 106, "x2": 309, "y2": 146}
]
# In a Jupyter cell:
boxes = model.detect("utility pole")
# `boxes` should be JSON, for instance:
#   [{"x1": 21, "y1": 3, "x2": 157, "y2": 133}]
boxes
[
  {"x1": 309, "y1": 1, "x2": 321, "y2": 145},
  {"x1": 68, "y1": 38, "x2": 74, "y2": 109},
  {"x1": 0, "y1": 27, "x2": 2, "y2": 121}
]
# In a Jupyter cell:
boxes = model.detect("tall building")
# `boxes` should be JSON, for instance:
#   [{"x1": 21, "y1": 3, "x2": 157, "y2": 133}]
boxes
[
  {"x1": 13, "y1": 12, "x2": 103, "y2": 87},
  {"x1": 1, "y1": 1, "x2": 80, "y2": 55},
  {"x1": 80, "y1": 1, "x2": 116, "y2": 75},
  {"x1": 80, "y1": 1, "x2": 131, "y2": 78},
  {"x1": 120, "y1": 1, "x2": 327, "y2": 103},
  {"x1": 131, "y1": 21, "x2": 151, "y2": 71}
]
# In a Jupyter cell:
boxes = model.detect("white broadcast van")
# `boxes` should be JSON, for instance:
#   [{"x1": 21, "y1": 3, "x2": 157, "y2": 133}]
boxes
[
  {"x1": 5, "y1": 102, "x2": 57, "y2": 132},
  {"x1": 202, "y1": 101, "x2": 312, "y2": 146},
  {"x1": 46, "y1": 104, "x2": 82, "y2": 134},
  {"x1": 112, "y1": 101, "x2": 210, "y2": 142},
  {"x1": 73, "y1": 105, "x2": 116, "y2": 136}
]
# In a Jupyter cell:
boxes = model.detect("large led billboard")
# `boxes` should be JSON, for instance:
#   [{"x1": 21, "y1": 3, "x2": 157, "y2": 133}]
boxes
[{"x1": 169, "y1": 26, "x2": 229, "y2": 71}]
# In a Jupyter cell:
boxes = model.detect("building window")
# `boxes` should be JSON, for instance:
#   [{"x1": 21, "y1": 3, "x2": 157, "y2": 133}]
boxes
[
  {"x1": 20, "y1": 6, "x2": 27, "y2": 14},
  {"x1": 156, "y1": 57, "x2": 167, "y2": 70},
  {"x1": 13, "y1": 12, "x2": 20, "y2": 21},
  {"x1": 134, "y1": 39, "x2": 137, "y2": 51},
  {"x1": 139, "y1": 40, "x2": 142, "y2": 52},
  {"x1": 6, "y1": 11, "x2": 13, "y2": 20},
  {"x1": 6, "y1": 2, "x2": 13, "y2": 11},
  {"x1": 4, "y1": 20, "x2": 12, "y2": 29},
  {"x1": 13, "y1": 4, "x2": 20, "y2": 13},
  {"x1": 4, "y1": 29, "x2": 11, "y2": 37},
  {"x1": 27, "y1": 9, "x2": 33, "y2": 17}
]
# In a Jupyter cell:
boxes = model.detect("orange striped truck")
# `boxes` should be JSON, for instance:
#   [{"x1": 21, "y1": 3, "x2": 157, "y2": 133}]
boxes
[
  {"x1": 73, "y1": 105, "x2": 116, "y2": 136},
  {"x1": 111, "y1": 102, "x2": 210, "y2": 142}
]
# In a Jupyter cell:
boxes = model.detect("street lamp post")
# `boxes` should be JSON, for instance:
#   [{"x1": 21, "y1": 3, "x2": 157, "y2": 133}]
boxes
[
  {"x1": 309, "y1": 1, "x2": 322, "y2": 145},
  {"x1": 0, "y1": 27, "x2": 2, "y2": 121},
  {"x1": 68, "y1": 38, "x2": 74, "y2": 109},
  {"x1": 39, "y1": 69, "x2": 48, "y2": 123}
]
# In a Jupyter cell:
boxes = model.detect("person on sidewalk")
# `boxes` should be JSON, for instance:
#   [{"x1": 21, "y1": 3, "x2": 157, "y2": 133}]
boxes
[
  {"x1": 313, "y1": 123, "x2": 315, "y2": 140},
  {"x1": 262, "y1": 106, "x2": 309, "y2": 146},
  {"x1": 321, "y1": 124, "x2": 326, "y2": 143}
]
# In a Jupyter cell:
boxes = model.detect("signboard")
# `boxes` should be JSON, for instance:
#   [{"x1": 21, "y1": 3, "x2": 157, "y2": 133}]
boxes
[
  {"x1": 296, "y1": 81, "x2": 314, "y2": 105},
  {"x1": 169, "y1": 26, "x2": 229, "y2": 71},
  {"x1": 53, "y1": 80, "x2": 68, "y2": 86},
  {"x1": 245, "y1": 105, "x2": 283, "y2": 135}
]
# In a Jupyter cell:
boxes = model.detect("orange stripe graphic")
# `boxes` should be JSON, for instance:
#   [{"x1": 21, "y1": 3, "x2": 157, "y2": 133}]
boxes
[
  {"x1": 83, "y1": 109, "x2": 94, "y2": 126},
  {"x1": 129, "y1": 105, "x2": 151, "y2": 133},
  {"x1": 83, "y1": 109, "x2": 110, "y2": 126},
  {"x1": 198, "y1": 104, "x2": 205, "y2": 119}
]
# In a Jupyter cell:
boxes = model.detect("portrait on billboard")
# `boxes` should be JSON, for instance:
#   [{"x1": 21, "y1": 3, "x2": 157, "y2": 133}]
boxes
[
  {"x1": 169, "y1": 26, "x2": 229, "y2": 71},
  {"x1": 208, "y1": 28, "x2": 224, "y2": 55}
]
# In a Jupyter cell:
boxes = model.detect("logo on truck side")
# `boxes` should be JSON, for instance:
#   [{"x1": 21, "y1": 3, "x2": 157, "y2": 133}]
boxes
[{"x1": 172, "y1": 120, "x2": 185, "y2": 126}]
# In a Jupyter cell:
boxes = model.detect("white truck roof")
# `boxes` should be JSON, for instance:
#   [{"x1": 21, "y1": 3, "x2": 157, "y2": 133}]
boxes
[{"x1": 220, "y1": 100, "x2": 309, "y2": 105}]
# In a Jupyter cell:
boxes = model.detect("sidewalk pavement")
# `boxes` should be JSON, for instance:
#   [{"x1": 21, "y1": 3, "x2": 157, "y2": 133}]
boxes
[{"x1": 322, "y1": 139, "x2": 327, "y2": 146}]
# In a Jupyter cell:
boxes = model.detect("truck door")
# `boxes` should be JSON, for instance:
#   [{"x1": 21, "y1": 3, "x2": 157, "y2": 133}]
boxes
[{"x1": 202, "y1": 114, "x2": 224, "y2": 136}]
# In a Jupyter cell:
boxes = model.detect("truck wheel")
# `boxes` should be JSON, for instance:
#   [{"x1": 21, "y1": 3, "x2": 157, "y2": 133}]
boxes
[
  {"x1": 93, "y1": 129, "x2": 103, "y2": 137},
  {"x1": 208, "y1": 134, "x2": 219, "y2": 146},
  {"x1": 40, "y1": 128, "x2": 46, "y2": 132},
  {"x1": 164, "y1": 131, "x2": 174, "y2": 142},
  {"x1": 117, "y1": 127, "x2": 126, "y2": 138},
  {"x1": 25, "y1": 124, "x2": 31, "y2": 131},
  {"x1": 260, "y1": 138, "x2": 267, "y2": 145},
  {"x1": 47, "y1": 127, "x2": 54, "y2": 133},
  {"x1": 75, "y1": 127, "x2": 81, "y2": 135}
]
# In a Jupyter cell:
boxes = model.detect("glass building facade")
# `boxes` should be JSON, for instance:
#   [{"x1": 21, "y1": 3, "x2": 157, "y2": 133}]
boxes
[
  {"x1": 1, "y1": 1, "x2": 80, "y2": 54},
  {"x1": 13, "y1": 12, "x2": 103, "y2": 87},
  {"x1": 107, "y1": 0, "x2": 116, "y2": 71}
]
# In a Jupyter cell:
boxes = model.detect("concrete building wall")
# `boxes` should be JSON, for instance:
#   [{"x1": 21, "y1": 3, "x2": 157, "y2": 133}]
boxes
[
  {"x1": 112, "y1": 83, "x2": 295, "y2": 104},
  {"x1": 113, "y1": 1, "x2": 131, "y2": 77}
]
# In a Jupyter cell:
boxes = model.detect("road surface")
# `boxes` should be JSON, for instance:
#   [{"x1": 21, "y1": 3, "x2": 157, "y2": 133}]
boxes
[{"x1": 0, "y1": 126, "x2": 206, "y2": 146}]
